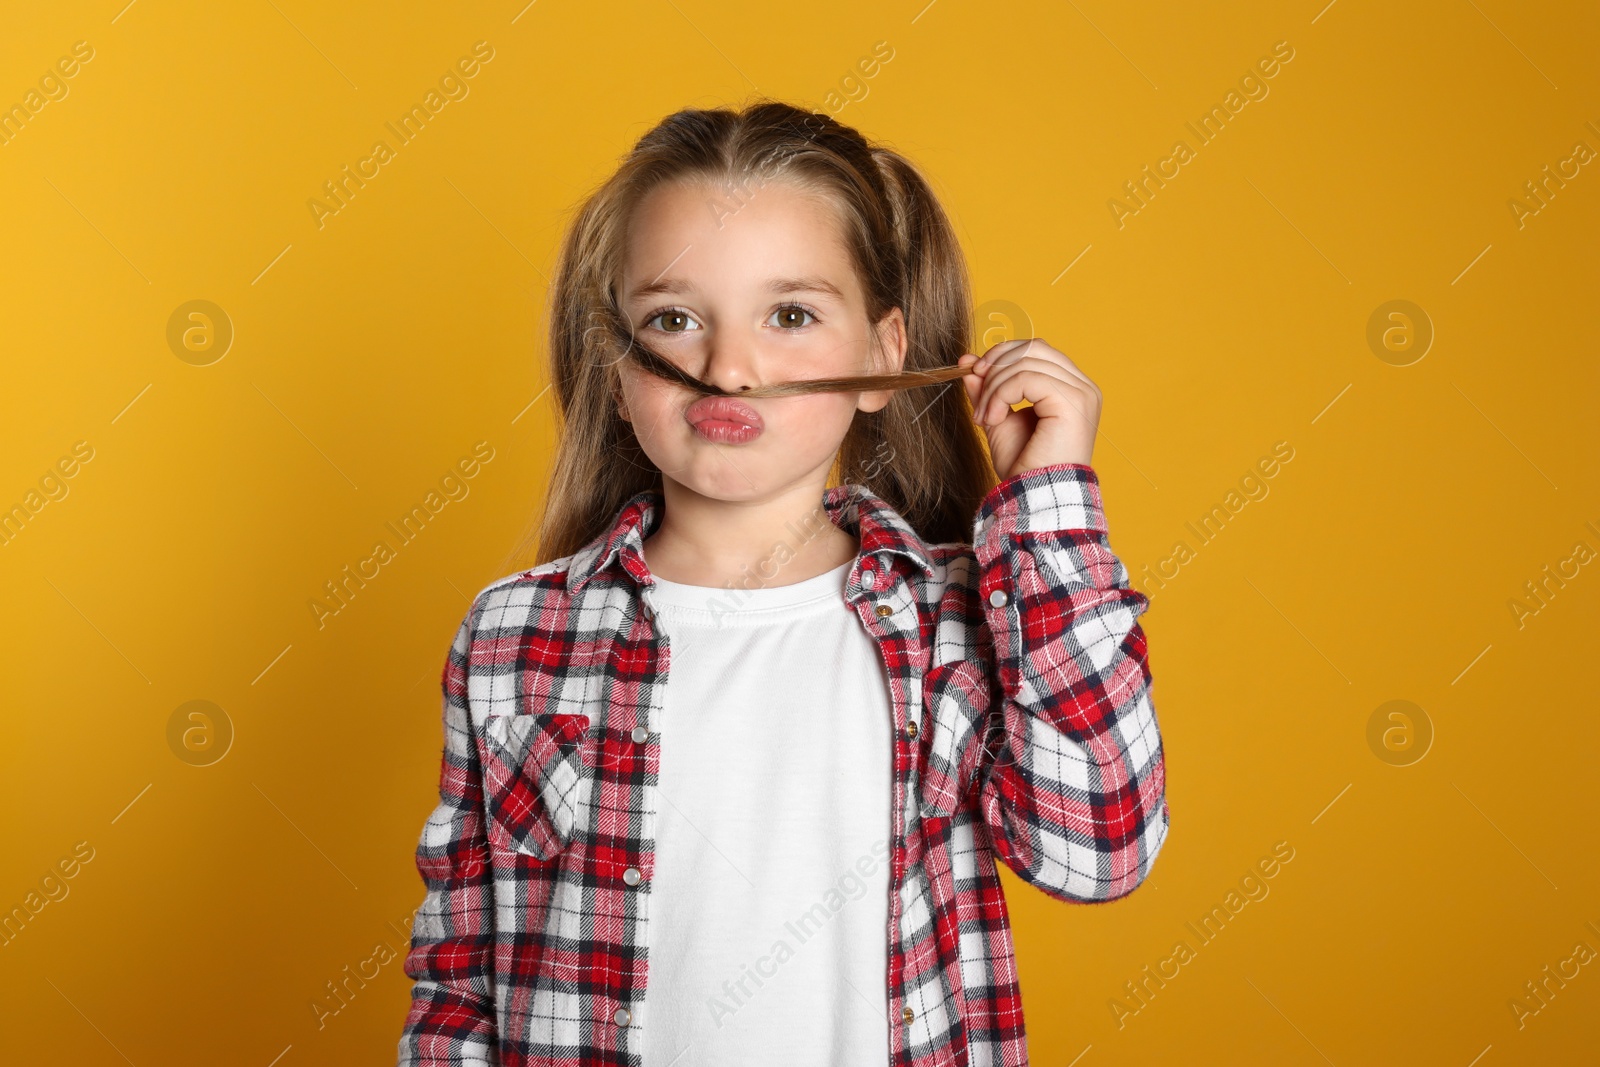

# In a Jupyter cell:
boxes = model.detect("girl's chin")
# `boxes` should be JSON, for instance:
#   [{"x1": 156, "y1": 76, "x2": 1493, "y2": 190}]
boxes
[{"x1": 659, "y1": 461, "x2": 833, "y2": 503}]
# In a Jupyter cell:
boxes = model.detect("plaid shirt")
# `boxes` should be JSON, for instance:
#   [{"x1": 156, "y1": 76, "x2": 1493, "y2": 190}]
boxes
[{"x1": 398, "y1": 461, "x2": 1170, "y2": 1066}]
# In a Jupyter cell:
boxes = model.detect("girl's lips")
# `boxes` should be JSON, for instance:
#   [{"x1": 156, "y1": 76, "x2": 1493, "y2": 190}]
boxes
[{"x1": 684, "y1": 396, "x2": 764, "y2": 443}]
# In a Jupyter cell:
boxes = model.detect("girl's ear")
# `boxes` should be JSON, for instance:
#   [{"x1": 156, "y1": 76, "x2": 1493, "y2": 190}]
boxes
[
  {"x1": 611, "y1": 378, "x2": 631, "y2": 423},
  {"x1": 858, "y1": 307, "x2": 908, "y2": 415}
]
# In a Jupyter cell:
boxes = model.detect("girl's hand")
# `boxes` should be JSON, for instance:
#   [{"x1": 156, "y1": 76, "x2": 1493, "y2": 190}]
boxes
[{"x1": 958, "y1": 338, "x2": 1101, "y2": 480}]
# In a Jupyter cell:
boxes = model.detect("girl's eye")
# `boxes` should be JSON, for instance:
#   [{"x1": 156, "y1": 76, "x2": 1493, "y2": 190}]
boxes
[
  {"x1": 646, "y1": 308, "x2": 701, "y2": 333},
  {"x1": 644, "y1": 304, "x2": 819, "y2": 332},
  {"x1": 769, "y1": 304, "x2": 819, "y2": 330}
]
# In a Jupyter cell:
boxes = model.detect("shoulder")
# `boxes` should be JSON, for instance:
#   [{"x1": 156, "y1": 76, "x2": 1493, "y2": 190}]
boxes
[
  {"x1": 458, "y1": 555, "x2": 578, "y2": 636},
  {"x1": 437, "y1": 555, "x2": 598, "y2": 714}
]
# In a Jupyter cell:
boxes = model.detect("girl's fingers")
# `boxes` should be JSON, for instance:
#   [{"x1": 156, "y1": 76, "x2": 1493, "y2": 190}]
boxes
[
  {"x1": 973, "y1": 338, "x2": 1035, "y2": 374},
  {"x1": 974, "y1": 356, "x2": 1087, "y2": 424},
  {"x1": 977, "y1": 365, "x2": 1041, "y2": 426},
  {"x1": 979, "y1": 370, "x2": 1097, "y2": 433},
  {"x1": 976, "y1": 338, "x2": 1098, "y2": 394},
  {"x1": 957, "y1": 352, "x2": 985, "y2": 412}
]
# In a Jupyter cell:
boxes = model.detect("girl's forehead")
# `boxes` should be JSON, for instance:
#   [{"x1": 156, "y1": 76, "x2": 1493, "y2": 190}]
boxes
[{"x1": 621, "y1": 179, "x2": 860, "y2": 300}]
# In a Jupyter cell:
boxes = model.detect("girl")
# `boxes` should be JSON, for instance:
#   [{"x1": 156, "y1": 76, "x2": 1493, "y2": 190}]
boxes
[{"x1": 397, "y1": 99, "x2": 1169, "y2": 1067}]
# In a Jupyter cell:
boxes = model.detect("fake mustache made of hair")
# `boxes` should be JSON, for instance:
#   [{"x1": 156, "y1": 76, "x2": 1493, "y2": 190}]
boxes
[{"x1": 593, "y1": 305, "x2": 974, "y2": 400}]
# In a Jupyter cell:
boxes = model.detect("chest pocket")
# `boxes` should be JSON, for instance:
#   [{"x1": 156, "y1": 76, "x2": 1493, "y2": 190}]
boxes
[{"x1": 480, "y1": 712, "x2": 595, "y2": 861}]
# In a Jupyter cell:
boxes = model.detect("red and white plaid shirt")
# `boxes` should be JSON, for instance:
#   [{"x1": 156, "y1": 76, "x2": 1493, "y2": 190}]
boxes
[{"x1": 398, "y1": 461, "x2": 1170, "y2": 1066}]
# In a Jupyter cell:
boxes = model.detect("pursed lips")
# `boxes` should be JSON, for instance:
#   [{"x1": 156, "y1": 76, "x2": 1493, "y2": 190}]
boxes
[{"x1": 684, "y1": 395, "x2": 764, "y2": 443}]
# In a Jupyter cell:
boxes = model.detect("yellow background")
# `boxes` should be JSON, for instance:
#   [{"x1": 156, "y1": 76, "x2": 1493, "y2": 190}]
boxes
[{"x1": 3, "y1": 0, "x2": 1597, "y2": 1063}]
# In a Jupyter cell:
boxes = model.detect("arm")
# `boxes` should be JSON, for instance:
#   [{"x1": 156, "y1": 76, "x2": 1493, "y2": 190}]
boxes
[
  {"x1": 969, "y1": 461, "x2": 1169, "y2": 902},
  {"x1": 396, "y1": 606, "x2": 501, "y2": 1066}
]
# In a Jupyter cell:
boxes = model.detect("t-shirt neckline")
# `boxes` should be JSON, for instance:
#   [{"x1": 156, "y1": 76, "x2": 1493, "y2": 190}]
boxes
[{"x1": 646, "y1": 558, "x2": 853, "y2": 616}]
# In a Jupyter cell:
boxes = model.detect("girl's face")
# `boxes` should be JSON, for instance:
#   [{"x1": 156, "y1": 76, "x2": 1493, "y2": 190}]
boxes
[{"x1": 615, "y1": 177, "x2": 905, "y2": 504}]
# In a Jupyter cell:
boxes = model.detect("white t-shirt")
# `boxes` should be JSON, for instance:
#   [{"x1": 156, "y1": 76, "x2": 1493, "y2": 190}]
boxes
[{"x1": 638, "y1": 558, "x2": 894, "y2": 1066}]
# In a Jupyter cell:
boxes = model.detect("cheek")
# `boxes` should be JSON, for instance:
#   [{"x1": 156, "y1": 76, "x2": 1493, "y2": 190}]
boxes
[
  {"x1": 619, "y1": 371, "x2": 679, "y2": 425},
  {"x1": 780, "y1": 394, "x2": 861, "y2": 442}
]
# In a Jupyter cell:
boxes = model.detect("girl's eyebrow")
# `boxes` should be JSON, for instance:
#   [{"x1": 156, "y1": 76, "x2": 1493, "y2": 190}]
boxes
[
  {"x1": 767, "y1": 275, "x2": 845, "y2": 300},
  {"x1": 626, "y1": 275, "x2": 845, "y2": 302}
]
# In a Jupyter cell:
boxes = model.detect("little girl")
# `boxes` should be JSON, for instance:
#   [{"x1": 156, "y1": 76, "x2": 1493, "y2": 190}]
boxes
[{"x1": 397, "y1": 99, "x2": 1169, "y2": 1067}]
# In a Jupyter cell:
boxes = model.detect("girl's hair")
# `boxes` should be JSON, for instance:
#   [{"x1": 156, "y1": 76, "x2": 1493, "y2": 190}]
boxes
[{"x1": 525, "y1": 98, "x2": 997, "y2": 565}]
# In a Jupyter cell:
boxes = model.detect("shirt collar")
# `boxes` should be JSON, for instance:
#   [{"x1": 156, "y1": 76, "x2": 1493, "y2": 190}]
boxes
[{"x1": 564, "y1": 482, "x2": 937, "y2": 597}]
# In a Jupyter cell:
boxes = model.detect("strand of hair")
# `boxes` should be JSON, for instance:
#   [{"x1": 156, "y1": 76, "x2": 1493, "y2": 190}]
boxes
[{"x1": 609, "y1": 325, "x2": 974, "y2": 399}]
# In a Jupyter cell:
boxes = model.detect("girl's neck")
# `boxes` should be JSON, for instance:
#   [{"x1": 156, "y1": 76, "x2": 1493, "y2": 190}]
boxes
[{"x1": 640, "y1": 477, "x2": 859, "y2": 589}]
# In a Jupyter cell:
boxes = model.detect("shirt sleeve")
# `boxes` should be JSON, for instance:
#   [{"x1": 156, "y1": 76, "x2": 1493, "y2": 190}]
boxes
[
  {"x1": 968, "y1": 461, "x2": 1170, "y2": 903},
  {"x1": 396, "y1": 603, "x2": 502, "y2": 1065}
]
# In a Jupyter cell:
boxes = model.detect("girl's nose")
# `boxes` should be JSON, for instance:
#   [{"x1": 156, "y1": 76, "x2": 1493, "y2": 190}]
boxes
[{"x1": 699, "y1": 330, "x2": 760, "y2": 394}]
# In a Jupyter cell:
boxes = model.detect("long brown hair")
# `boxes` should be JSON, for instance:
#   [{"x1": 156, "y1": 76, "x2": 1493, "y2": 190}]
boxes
[{"x1": 522, "y1": 98, "x2": 996, "y2": 566}]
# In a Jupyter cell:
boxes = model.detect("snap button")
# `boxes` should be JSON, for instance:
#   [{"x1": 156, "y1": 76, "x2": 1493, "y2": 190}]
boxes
[
  {"x1": 906, "y1": 720, "x2": 918, "y2": 739},
  {"x1": 902, "y1": 1005, "x2": 915, "y2": 1024},
  {"x1": 861, "y1": 569, "x2": 876, "y2": 589},
  {"x1": 630, "y1": 725, "x2": 648, "y2": 744},
  {"x1": 623, "y1": 867, "x2": 642, "y2": 886},
  {"x1": 875, "y1": 603, "x2": 894, "y2": 618},
  {"x1": 613, "y1": 1006, "x2": 631, "y2": 1026},
  {"x1": 989, "y1": 588, "x2": 1009, "y2": 607}
]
